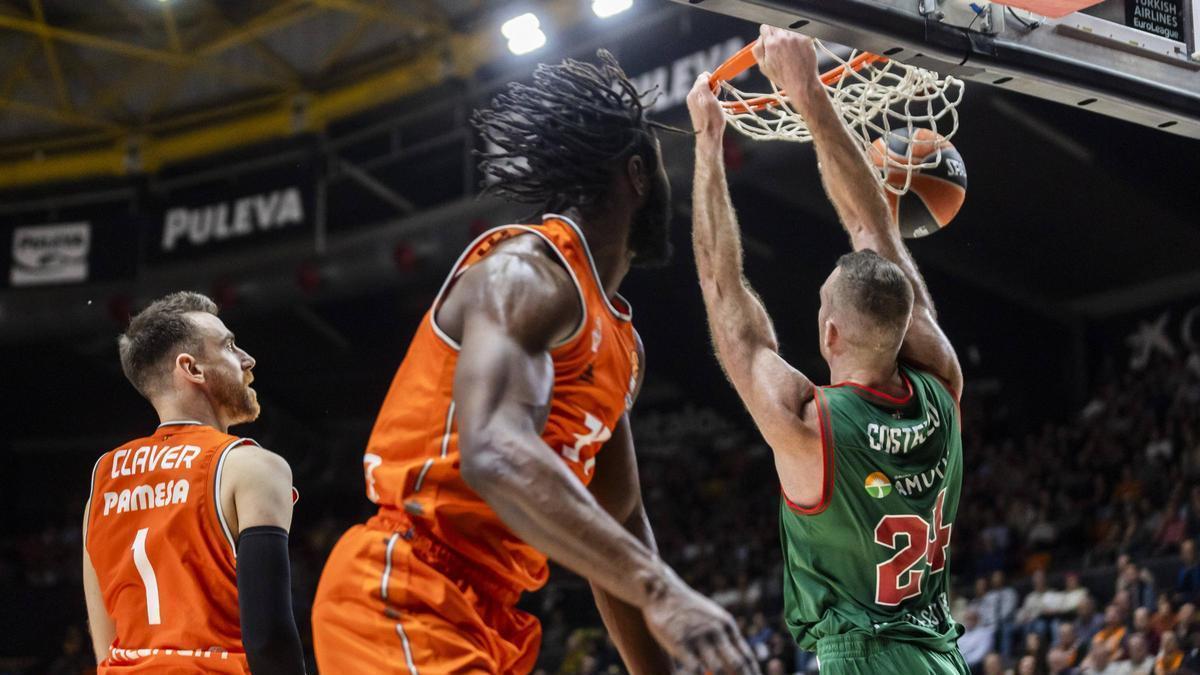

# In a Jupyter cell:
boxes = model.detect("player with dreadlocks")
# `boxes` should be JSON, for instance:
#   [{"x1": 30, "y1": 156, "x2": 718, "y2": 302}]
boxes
[{"x1": 312, "y1": 50, "x2": 759, "y2": 675}]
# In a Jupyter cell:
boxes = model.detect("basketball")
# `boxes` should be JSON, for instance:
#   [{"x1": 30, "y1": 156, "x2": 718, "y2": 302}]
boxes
[{"x1": 869, "y1": 128, "x2": 968, "y2": 239}]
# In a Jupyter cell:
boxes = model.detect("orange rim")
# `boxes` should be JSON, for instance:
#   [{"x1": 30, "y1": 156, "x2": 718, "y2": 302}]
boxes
[{"x1": 709, "y1": 39, "x2": 888, "y2": 114}]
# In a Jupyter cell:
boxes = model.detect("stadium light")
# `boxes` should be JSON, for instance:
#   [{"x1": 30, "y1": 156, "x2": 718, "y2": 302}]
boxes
[
  {"x1": 501, "y1": 13, "x2": 546, "y2": 55},
  {"x1": 592, "y1": 0, "x2": 632, "y2": 18}
]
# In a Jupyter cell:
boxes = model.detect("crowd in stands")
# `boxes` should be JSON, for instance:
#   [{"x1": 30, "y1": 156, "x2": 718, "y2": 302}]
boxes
[
  {"x1": 1, "y1": 344, "x2": 1198, "y2": 674},
  {"x1": 531, "y1": 351, "x2": 1200, "y2": 674}
]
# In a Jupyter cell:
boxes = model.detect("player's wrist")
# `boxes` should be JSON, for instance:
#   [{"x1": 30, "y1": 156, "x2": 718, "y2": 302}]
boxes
[
  {"x1": 694, "y1": 127, "x2": 724, "y2": 150},
  {"x1": 632, "y1": 558, "x2": 673, "y2": 608},
  {"x1": 786, "y1": 75, "x2": 826, "y2": 112}
]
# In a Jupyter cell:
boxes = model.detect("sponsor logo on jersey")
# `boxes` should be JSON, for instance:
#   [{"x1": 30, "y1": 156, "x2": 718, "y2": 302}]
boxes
[
  {"x1": 864, "y1": 471, "x2": 892, "y2": 499},
  {"x1": 893, "y1": 454, "x2": 950, "y2": 498}
]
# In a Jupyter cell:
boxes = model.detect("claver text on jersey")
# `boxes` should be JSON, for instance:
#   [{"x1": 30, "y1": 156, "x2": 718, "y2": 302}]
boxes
[{"x1": 101, "y1": 444, "x2": 201, "y2": 516}]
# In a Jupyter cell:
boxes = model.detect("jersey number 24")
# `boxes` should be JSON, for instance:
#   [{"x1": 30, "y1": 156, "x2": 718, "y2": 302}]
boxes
[{"x1": 873, "y1": 489, "x2": 951, "y2": 607}]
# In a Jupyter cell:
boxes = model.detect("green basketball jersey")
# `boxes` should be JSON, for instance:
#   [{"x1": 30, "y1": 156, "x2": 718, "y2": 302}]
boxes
[{"x1": 780, "y1": 363, "x2": 963, "y2": 653}]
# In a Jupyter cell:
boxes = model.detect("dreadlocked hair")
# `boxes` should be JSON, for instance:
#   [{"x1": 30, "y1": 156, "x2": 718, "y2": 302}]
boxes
[{"x1": 472, "y1": 49, "x2": 666, "y2": 212}]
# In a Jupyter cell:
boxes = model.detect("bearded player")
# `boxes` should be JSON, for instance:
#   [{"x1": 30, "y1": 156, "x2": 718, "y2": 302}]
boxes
[
  {"x1": 82, "y1": 292, "x2": 305, "y2": 674},
  {"x1": 312, "y1": 51, "x2": 758, "y2": 675},
  {"x1": 686, "y1": 26, "x2": 968, "y2": 674}
]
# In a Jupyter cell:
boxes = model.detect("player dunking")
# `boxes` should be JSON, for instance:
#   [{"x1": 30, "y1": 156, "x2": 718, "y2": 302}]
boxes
[
  {"x1": 687, "y1": 27, "x2": 968, "y2": 674},
  {"x1": 82, "y1": 292, "x2": 305, "y2": 674},
  {"x1": 312, "y1": 51, "x2": 758, "y2": 674}
]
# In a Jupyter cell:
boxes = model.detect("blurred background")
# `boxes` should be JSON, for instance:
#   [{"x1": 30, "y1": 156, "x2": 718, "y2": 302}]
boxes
[{"x1": 0, "y1": 1, "x2": 1198, "y2": 673}]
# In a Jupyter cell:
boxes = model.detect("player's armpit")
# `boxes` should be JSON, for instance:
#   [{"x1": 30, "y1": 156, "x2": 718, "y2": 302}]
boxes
[
  {"x1": 81, "y1": 502, "x2": 115, "y2": 665},
  {"x1": 220, "y1": 445, "x2": 294, "y2": 535}
]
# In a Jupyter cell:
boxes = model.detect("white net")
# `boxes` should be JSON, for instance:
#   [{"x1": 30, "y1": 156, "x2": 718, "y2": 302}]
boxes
[{"x1": 717, "y1": 40, "x2": 964, "y2": 195}]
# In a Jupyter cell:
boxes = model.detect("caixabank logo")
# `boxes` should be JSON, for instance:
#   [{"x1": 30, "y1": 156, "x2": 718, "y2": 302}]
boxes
[{"x1": 10, "y1": 222, "x2": 90, "y2": 287}]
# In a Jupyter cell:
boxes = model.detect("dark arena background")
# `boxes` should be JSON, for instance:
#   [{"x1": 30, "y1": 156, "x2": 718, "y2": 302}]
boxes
[{"x1": 2, "y1": 1, "x2": 1200, "y2": 673}]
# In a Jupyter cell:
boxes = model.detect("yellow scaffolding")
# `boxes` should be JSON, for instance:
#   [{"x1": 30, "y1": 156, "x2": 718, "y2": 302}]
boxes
[{"x1": 0, "y1": 0, "x2": 585, "y2": 189}]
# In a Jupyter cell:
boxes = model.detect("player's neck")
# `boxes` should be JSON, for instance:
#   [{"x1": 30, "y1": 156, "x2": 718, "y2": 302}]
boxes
[
  {"x1": 153, "y1": 396, "x2": 228, "y2": 433},
  {"x1": 562, "y1": 206, "x2": 633, "y2": 298},
  {"x1": 829, "y1": 358, "x2": 904, "y2": 396}
]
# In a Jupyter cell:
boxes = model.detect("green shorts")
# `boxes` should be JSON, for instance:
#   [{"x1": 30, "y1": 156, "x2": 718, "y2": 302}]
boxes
[{"x1": 815, "y1": 634, "x2": 970, "y2": 675}]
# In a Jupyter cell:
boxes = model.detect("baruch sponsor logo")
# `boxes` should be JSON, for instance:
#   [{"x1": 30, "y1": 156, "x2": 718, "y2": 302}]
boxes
[
  {"x1": 162, "y1": 186, "x2": 304, "y2": 252},
  {"x1": 864, "y1": 471, "x2": 892, "y2": 499},
  {"x1": 10, "y1": 222, "x2": 90, "y2": 286}
]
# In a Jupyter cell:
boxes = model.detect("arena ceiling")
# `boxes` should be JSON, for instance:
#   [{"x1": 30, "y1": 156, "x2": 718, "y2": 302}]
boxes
[{"x1": 0, "y1": 0, "x2": 579, "y2": 186}]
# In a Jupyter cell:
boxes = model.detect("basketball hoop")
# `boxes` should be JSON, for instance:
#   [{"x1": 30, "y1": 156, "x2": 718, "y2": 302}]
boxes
[{"x1": 709, "y1": 39, "x2": 964, "y2": 195}]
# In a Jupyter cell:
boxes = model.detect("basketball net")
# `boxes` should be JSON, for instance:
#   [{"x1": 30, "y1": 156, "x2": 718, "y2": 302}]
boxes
[{"x1": 712, "y1": 39, "x2": 964, "y2": 196}]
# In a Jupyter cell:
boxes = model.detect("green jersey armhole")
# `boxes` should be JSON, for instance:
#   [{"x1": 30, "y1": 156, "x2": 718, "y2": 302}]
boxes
[{"x1": 782, "y1": 387, "x2": 836, "y2": 516}]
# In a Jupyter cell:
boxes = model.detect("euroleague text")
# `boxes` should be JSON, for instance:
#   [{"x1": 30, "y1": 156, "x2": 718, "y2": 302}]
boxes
[
  {"x1": 865, "y1": 406, "x2": 941, "y2": 455},
  {"x1": 102, "y1": 444, "x2": 201, "y2": 516}
]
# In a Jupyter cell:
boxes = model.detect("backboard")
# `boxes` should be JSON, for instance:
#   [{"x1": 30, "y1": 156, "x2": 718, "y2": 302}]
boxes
[{"x1": 672, "y1": 0, "x2": 1200, "y2": 138}]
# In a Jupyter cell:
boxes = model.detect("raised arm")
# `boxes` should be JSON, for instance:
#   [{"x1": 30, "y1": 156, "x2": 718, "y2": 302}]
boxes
[
  {"x1": 756, "y1": 26, "x2": 963, "y2": 397},
  {"x1": 220, "y1": 445, "x2": 306, "y2": 675},
  {"x1": 686, "y1": 74, "x2": 823, "y2": 506},
  {"x1": 450, "y1": 239, "x2": 757, "y2": 674}
]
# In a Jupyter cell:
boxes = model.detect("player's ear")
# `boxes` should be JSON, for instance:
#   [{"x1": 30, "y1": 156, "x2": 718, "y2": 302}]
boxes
[
  {"x1": 625, "y1": 152, "x2": 648, "y2": 199},
  {"x1": 823, "y1": 319, "x2": 838, "y2": 352},
  {"x1": 176, "y1": 352, "x2": 204, "y2": 383}
]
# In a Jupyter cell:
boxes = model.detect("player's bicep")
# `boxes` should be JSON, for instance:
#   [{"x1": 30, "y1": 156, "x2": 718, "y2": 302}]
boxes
[
  {"x1": 452, "y1": 258, "x2": 574, "y2": 478},
  {"x1": 454, "y1": 314, "x2": 553, "y2": 444},
  {"x1": 900, "y1": 307, "x2": 963, "y2": 400}
]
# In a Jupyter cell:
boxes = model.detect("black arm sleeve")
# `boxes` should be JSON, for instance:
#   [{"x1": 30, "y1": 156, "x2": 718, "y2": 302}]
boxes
[{"x1": 236, "y1": 526, "x2": 306, "y2": 675}]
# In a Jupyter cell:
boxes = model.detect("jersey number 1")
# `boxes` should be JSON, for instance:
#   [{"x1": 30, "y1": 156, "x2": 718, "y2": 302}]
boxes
[
  {"x1": 874, "y1": 489, "x2": 951, "y2": 607},
  {"x1": 132, "y1": 528, "x2": 162, "y2": 625}
]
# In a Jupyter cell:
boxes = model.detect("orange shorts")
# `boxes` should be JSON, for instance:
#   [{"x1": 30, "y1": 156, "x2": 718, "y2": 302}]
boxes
[{"x1": 312, "y1": 517, "x2": 541, "y2": 674}]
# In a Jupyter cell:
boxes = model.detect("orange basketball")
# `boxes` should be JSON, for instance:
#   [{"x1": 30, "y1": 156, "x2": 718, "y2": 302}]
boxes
[{"x1": 869, "y1": 128, "x2": 967, "y2": 239}]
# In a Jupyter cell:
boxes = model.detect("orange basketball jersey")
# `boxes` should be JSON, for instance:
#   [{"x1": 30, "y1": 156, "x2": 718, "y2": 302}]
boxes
[
  {"x1": 85, "y1": 421, "x2": 254, "y2": 673},
  {"x1": 363, "y1": 214, "x2": 640, "y2": 593}
]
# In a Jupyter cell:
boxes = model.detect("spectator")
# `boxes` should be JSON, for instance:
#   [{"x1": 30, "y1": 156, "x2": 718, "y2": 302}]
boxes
[
  {"x1": 1094, "y1": 605, "x2": 1129, "y2": 661},
  {"x1": 983, "y1": 570, "x2": 1020, "y2": 655},
  {"x1": 1019, "y1": 654, "x2": 1043, "y2": 675},
  {"x1": 1115, "y1": 633, "x2": 1154, "y2": 675},
  {"x1": 1154, "y1": 496, "x2": 1187, "y2": 554},
  {"x1": 1059, "y1": 573, "x2": 1091, "y2": 617},
  {"x1": 1020, "y1": 569, "x2": 1057, "y2": 641},
  {"x1": 1024, "y1": 631, "x2": 1050, "y2": 675},
  {"x1": 960, "y1": 608, "x2": 995, "y2": 670},
  {"x1": 1049, "y1": 621, "x2": 1084, "y2": 669},
  {"x1": 765, "y1": 658, "x2": 786, "y2": 675},
  {"x1": 746, "y1": 611, "x2": 774, "y2": 663},
  {"x1": 1175, "y1": 540, "x2": 1200, "y2": 605},
  {"x1": 1150, "y1": 595, "x2": 1177, "y2": 638},
  {"x1": 983, "y1": 652, "x2": 1005, "y2": 675},
  {"x1": 972, "y1": 577, "x2": 992, "y2": 620},
  {"x1": 1154, "y1": 630, "x2": 1183, "y2": 674},
  {"x1": 1177, "y1": 603, "x2": 1197, "y2": 644},
  {"x1": 1047, "y1": 647, "x2": 1075, "y2": 675},
  {"x1": 1077, "y1": 595, "x2": 1107, "y2": 645},
  {"x1": 1133, "y1": 607, "x2": 1159, "y2": 653},
  {"x1": 1081, "y1": 640, "x2": 1121, "y2": 675},
  {"x1": 1117, "y1": 561, "x2": 1157, "y2": 611}
]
